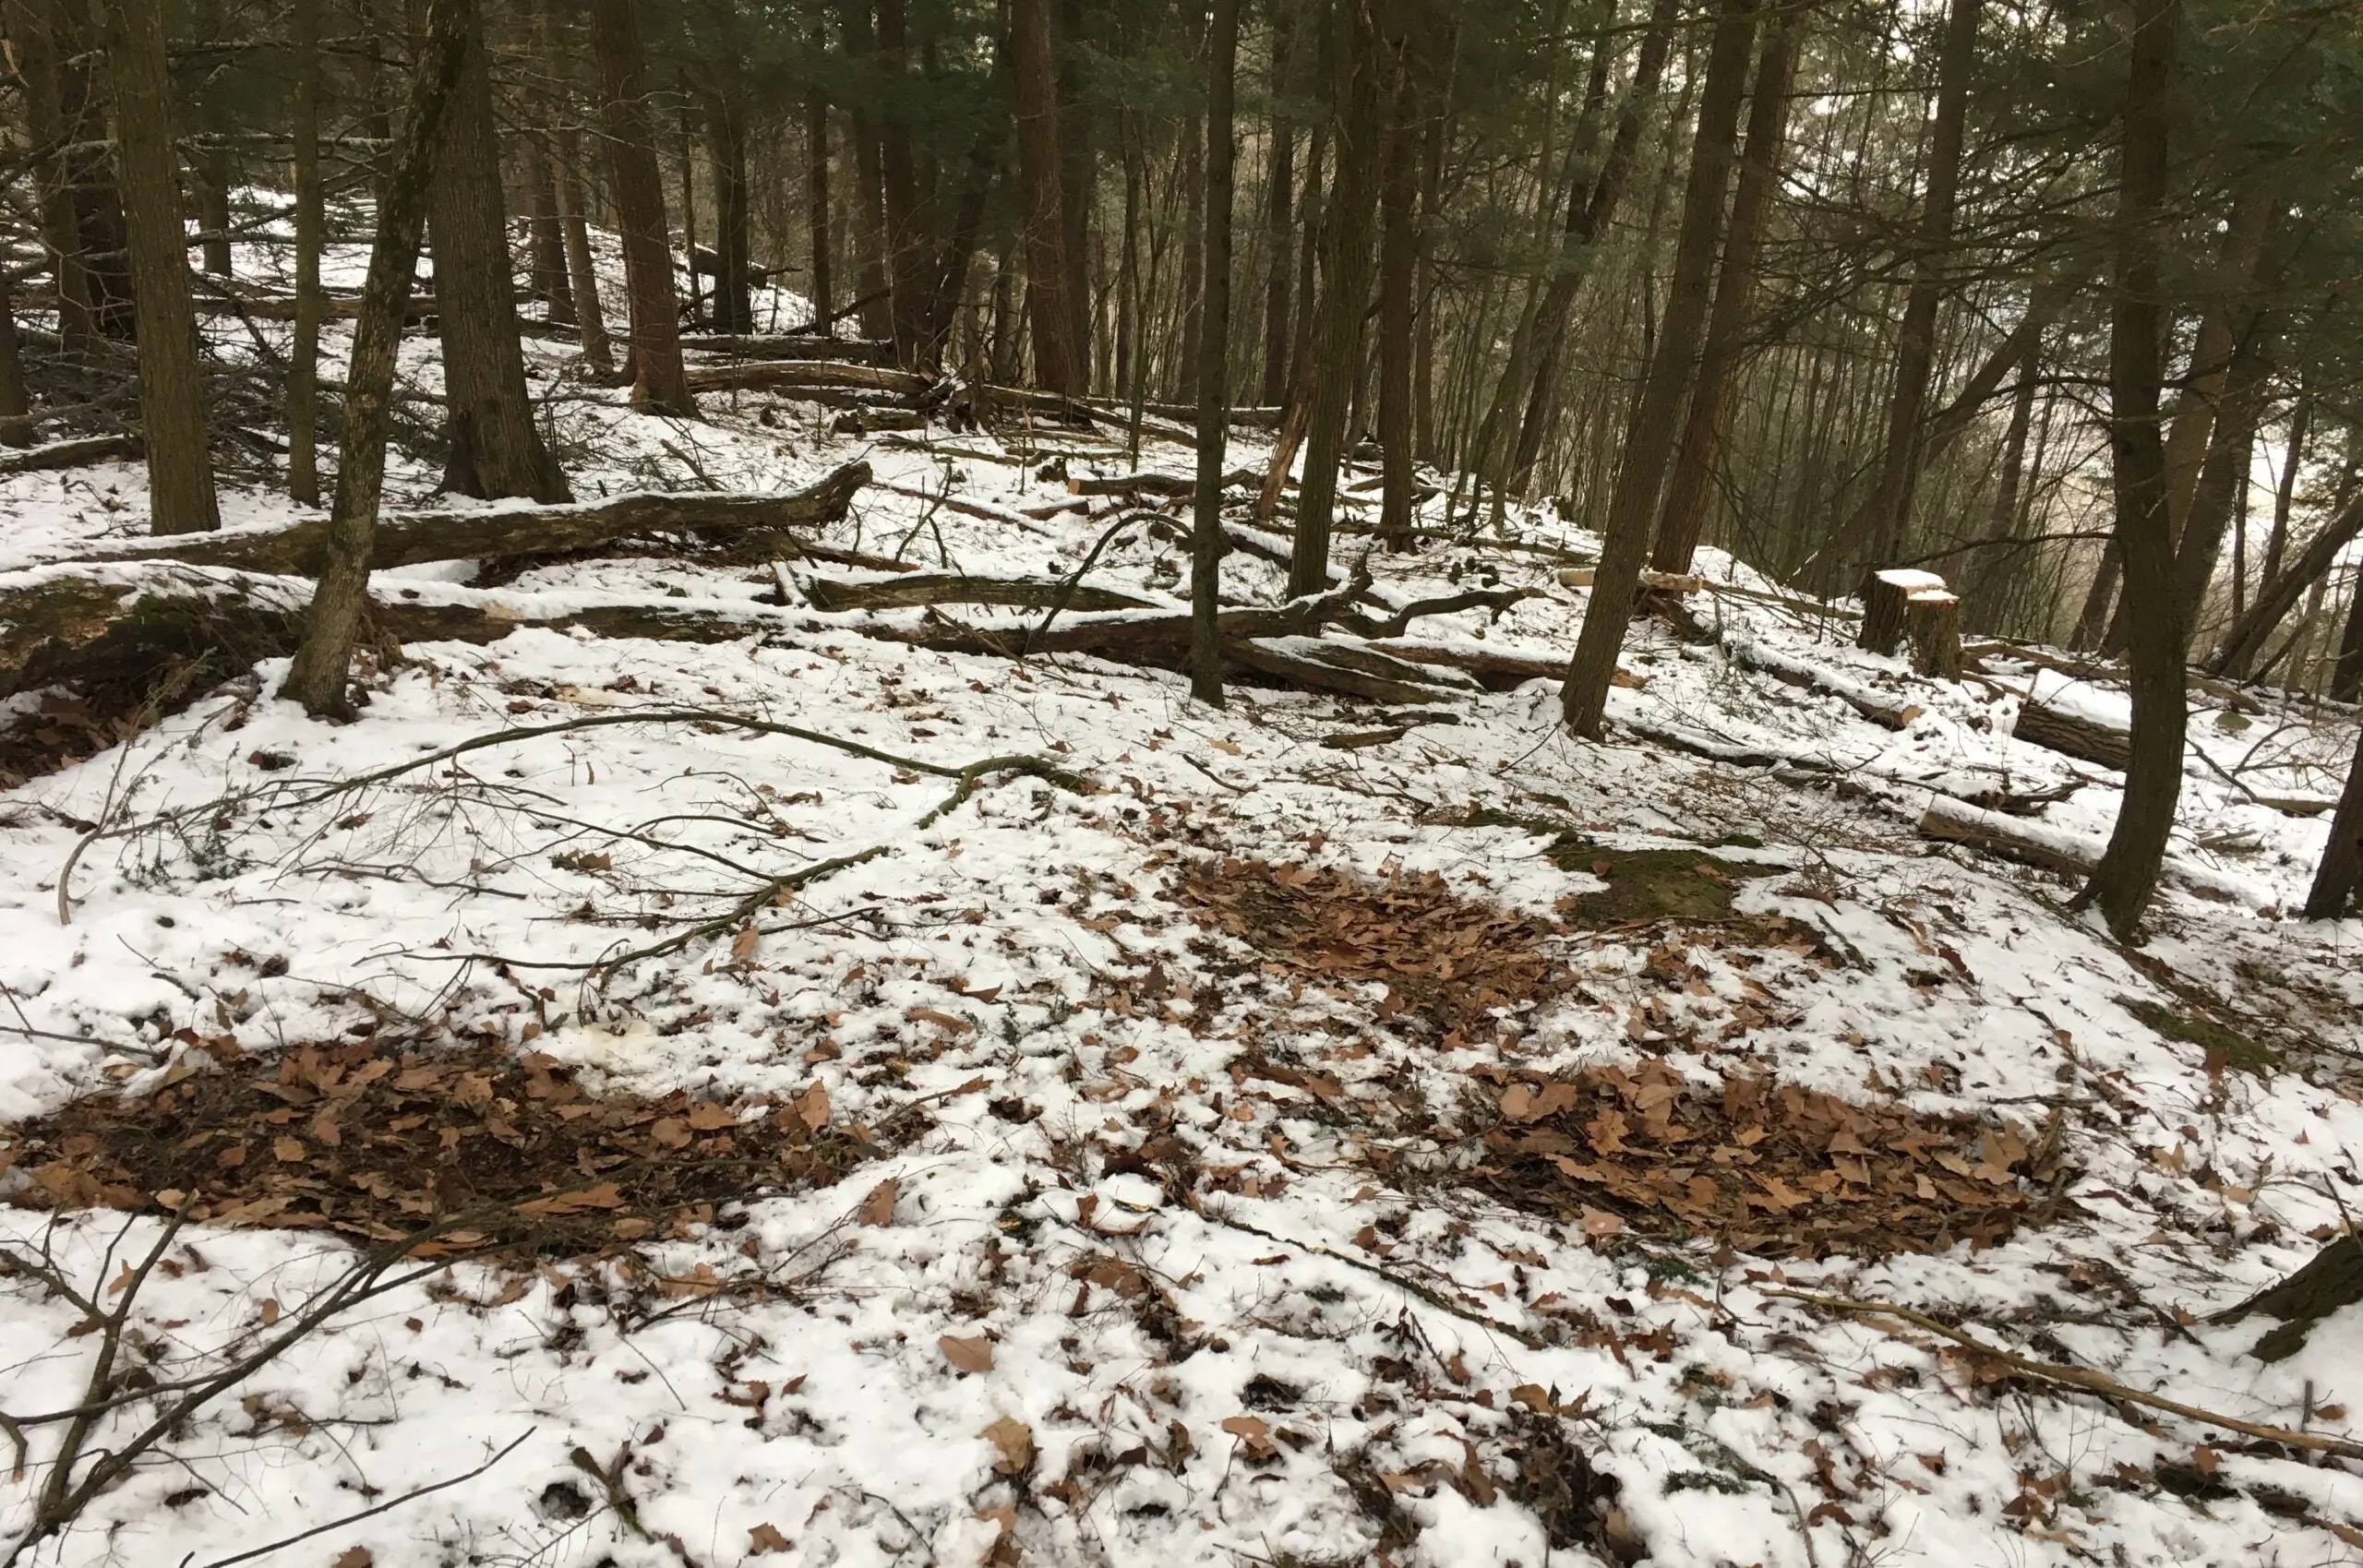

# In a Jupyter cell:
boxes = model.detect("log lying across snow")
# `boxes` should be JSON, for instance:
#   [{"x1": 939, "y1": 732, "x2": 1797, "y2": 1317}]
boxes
[
  {"x1": 61, "y1": 461, "x2": 871, "y2": 577},
  {"x1": 1917, "y1": 798, "x2": 2262, "y2": 905},
  {"x1": 0, "y1": 433, "x2": 143, "y2": 475},
  {"x1": 678, "y1": 333, "x2": 895, "y2": 366},
  {"x1": 683, "y1": 361, "x2": 931, "y2": 399},
  {"x1": 2009, "y1": 695, "x2": 2131, "y2": 771}
]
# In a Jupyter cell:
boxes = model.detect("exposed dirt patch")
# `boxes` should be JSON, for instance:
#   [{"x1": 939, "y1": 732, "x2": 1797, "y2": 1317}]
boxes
[
  {"x1": 1, "y1": 1038, "x2": 874, "y2": 1254},
  {"x1": 1549, "y1": 844, "x2": 1784, "y2": 925},
  {"x1": 1379, "y1": 1059, "x2": 2065, "y2": 1259},
  {"x1": 1177, "y1": 856, "x2": 1565, "y2": 1042}
]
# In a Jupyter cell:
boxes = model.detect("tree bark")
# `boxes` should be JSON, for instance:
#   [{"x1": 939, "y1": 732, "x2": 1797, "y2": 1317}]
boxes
[
  {"x1": 54, "y1": 0, "x2": 135, "y2": 339},
  {"x1": 2207, "y1": 497, "x2": 2363, "y2": 678},
  {"x1": 99, "y1": 0, "x2": 219, "y2": 535},
  {"x1": 0, "y1": 269, "x2": 30, "y2": 445},
  {"x1": 1054, "y1": 0, "x2": 1093, "y2": 391},
  {"x1": 591, "y1": 0, "x2": 698, "y2": 416},
  {"x1": 6, "y1": 0, "x2": 96, "y2": 351},
  {"x1": 1650, "y1": 12, "x2": 1799, "y2": 573},
  {"x1": 2076, "y1": 0, "x2": 2182, "y2": 941},
  {"x1": 522, "y1": 132, "x2": 576, "y2": 324},
  {"x1": 431, "y1": 0, "x2": 569, "y2": 502},
  {"x1": 1190, "y1": 0, "x2": 1241, "y2": 707},
  {"x1": 1856, "y1": 0, "x2": 1982, "y2": 572},
  {"x1": 189, "y1": 0, "x2": 235, "y2": 278},
  {"x1": 282, "y1": 0, "x2": 472, "y2": 718},
  {"x1": 1011, "y1": 0, "x2": 1081, "y2": 393},
  {"x1": 288, "y1": 0, "x2": 324, "y2": 505},
  {"x1": 1561, "y1": 0, "x2": 1757, "y2": 736},
  {"x1": 2167, "y1": 313, "x2": 2274, "y2": 632},
  {"x1": 1375, "y1": 27, "x2": 1421, "y2": 553},
  {"x1": 877, "y1": 0, "x2": 928, "y2": 363},
  {"x1": 540, "y1": 0, "x2": 614, "y2": 376},
  {"x1": 2306, "y1": 723, "x2": 2363, "y2": 920},
  {"x1": 2332, "y1": 569, "x2": 2363, "y2": 703},
  {"x1": 1288, "y1": 0, "x2": 1387, "y2": 600},
  {"x1": 1259, "y1": 14, "x2": 1295, "y2": 409},
  {"x1": 806, "y1": 78, "x2": 834, "y2": 332},
  {"x1": 1505, "y1": 0, "x2": 1679, "y2": 493}
]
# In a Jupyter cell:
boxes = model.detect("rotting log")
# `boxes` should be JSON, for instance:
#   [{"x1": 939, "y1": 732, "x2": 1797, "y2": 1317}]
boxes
[
  {"x1": 65, "y1": 461, "x2": 871, "y2": 576},
  {"x1": 1365, "y1": 639, "x2": 1566, "y2": 690},
  {"x1": 683, "y1": 360, "x2": 930, "y2": 398},
  {"x1": 1917, "y1": 799, "x2": 2093, "y2": 879},
  {"x1": 1727, "y1": 640, "x2": 1924, "y2": 729},
  {"x1": 2011, "y1": 695, "x2": 2131, "y2": 771},
  {"x1": 0, "y1": 434, "x2": 144, "y2": 474},
  {"x1": 678, "y1": 333, "x2": 894, "y2": 365},
  {"x1": 1226, "y1": 638, "x2": 1465, "y2": 705},
  {"x1": 804, "y1": 572, "x2": 1158, "y2": 614}
]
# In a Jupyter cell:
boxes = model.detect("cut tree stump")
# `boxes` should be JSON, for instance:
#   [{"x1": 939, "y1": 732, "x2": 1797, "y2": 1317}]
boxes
[
  {"x1": 1858, "y1": 568, "x2": 1951, "y2": 658},
  {"x1": 2011, "y1": 695, "x2": 2131, "y2": 771},
  {"x1": 64, "y1": 461, "x2": 871, "y2": 577},
  {"x1": 1903, "y1": 589, "x2": 1962, "y2": 680}
]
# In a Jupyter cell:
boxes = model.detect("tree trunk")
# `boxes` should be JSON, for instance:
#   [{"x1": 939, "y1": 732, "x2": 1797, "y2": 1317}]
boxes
[
  {"x1": 591, "y1": 0, "x2": 698, "y2": 417},
  {"x1": 703, "y1": 79, "x2": 753, "y2": 336},
  {"x1": 1505, "y1": 0, "x2": 1680, "y2": 493},
  {"x1": 540, "y1": 0, "x2": 614, "y2": 375},
  {"x1": 2159, "y1": 188, "x2": 2273, "y2": 540},
  {"x1": 282, "y1": 0, "x2": 471, "y2": 718},
  {"x1": 0, "y1": 269, "x2": 30, "y2": 446},
  {"x1": 431, "y1": 0, "x2": 569, "y2": 502},
  {"x1": 1412, "y1": 102, "x2": 1443, "y2": 465},
  {"x1": 806, "y1": 78, "x2": 833, "y2": 331},
  {"x1": 99, "y1": 0, "x2": 220, "y2": 535},
  {"x1": 7, "y1": 0, "x2": 96, "y2": 352},
  {"x1": 1011, "y1": 0, "x2": 1081, "y2": 394},
  {"x1": 2168, "y1": 314, "x2": 2273, "y2": 631},
  {"x1": 877, "y1": 0, "x2": 928, "y2": 363},
  {"x1": 1561, "y1": 0, "x2": 1757, "y2": 736},
  {"x1": 288, "y1": 0, "x2": 323, "y2": 505},
  {"x1": 1287, "y1": 0, "x2": 1387, "y2": 599},
  {"x1": 2330, "y1": 571, "x2": 2363, "y2": 703},
  {"x1": 2306, "y1": 723, "x2": 2363, "y2": 920},
  {"x1": 1190, "y1": 0, "x2": 1240, "y2": 707},
  {"x1": 2208, "y1": 497, "x2": 2363, "y2": 678},
  {"x1": 1177, "y1": 116, "x2": 1205, "y2": 404},
  {"x1": 523, "y1": 132, "x2": 576, "y2": 324},
  {"x1": 1055, "y1": 0, "x2": 1093, "y2": 391},
  {"x1": 2075, "y1": 0, "x2": 2182, "y2": 941},
  {"x1": 1650, "y1": 12, "x2": 1798, "y2": 573},
  {"x1": 1959, "y1": 345, "x2": 2043, "y2": 628},
  {"x1": 190, "y1": 0, "x2": 234, "y2": 278},
  {"x1": 1855, "y1": 0, "x2": 1982, "y2": 572},
  {"x1": 55, "y1": 0, "x2": 136, "y2": 339},
  {"x1": 1259, "y1": 15, "x2": 1295, "y2": 409},
  {"x1": 1375, "y1": 30, "x2": 1421, "y2": 553}
]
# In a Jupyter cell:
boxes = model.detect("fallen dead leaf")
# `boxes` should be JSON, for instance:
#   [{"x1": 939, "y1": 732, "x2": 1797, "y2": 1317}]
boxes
[
  {"x1": 749, "y1": 1522, "x2": 791, "y2": 1554},
  {"x1": 858, "y1": 1178, "x2": 899, "y2": 1226},
  {"x1": 332, "y1": 1550, "x2": 372, "y2": 1568},
  {"x1": 1218, "y1": 1413, "x2": 1274, "y2": 1455},
  {"x1": 982, "y1": 1415, "x2": 1033, "y2": 1474},
  {"x1": 942, "y1": 1334, "x2": 995, "y2": 1373}
]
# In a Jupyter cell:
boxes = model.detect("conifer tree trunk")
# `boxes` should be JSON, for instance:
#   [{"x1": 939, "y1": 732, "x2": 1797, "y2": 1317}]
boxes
[
  {"x1": 1287, "y1": 0, "x2": 1385, "y2": 599},
  {"x1": 591, "y1": 0, "x2": 698, "y2": 416},
  {"x1": 1190, "y1": 0, "x2": 1240, "y2": 707},
  {"x1": 190, "y1": 0, "x2": 234, "y2": 278},
  {"x1": 1178, "y1": 115, "x2": 1205, "y2": 403},
  {"x1": 1055, "y1": 0, "x2": 1092, "y2": 390},
  {"x1": 540, "y1": 0, "x2": 613, "y2": 375},
  {"x1": 1650, "y1": 13, "x2": 1798, "y2": 573},
  {"x1": 1258, "y1": 16, "x2": 1294, "y2": 409},
  {"x1": 2306, "y1": 723, "x2": 2363, "y2": 919},
  {"x1": 523, "y1": 132, "x2": 576, "y2": 323},
  {"x1": 288, "y1": 0, "x2": 324, "y2": 505},
  {"x1": 1504, "y1": 0, "x2": 1677, "y2": 493},
  {"x1": 57, "y1": 0, "x2": 135, "y2": 338},
  {"x1": 99, "y1": 0, "x2": 220, "y2": 534},
  {"x1": 2076, "y1": 0, "x2": 2182, "y2": 940},
  {"x1": 2169, "y1": 318, "x2": 2274, "y2": 629},
  {"x1": 806, "y1": 70, "x2": 832, "y2": 330},
  {"x1": 284, "y1": 0, "x2": 470, "y2": 719},
  {"x1": 878, "y1": 0, "x2": 928, "y2": 363},
  {"x1": 0, "y1": 269, "x2": 30, "y2": 445},
  {"x1": 7, "y1": 0, "x2": 96, "y2": 352},
  {"x1": 1412, "y1": 103, "x2": 1442, "y2": 463},
  {"x1": 1560, "y1": 0, "x2": 1757, "y2": 736},
  {"x1": 1853, "y1": 0, "x2": 1981, "y2": 572},
  {"x1": 2330, "y1": 570, "x2": 2363, "y2": 703},
  {"x1": 430, "y1": 0, "x2": 568, "y2": 501},
  {"x1": 1011, "y1": 0, "x2": 1081, "y2": 393},
  {"x1": 703, "y1": 76, "x2": 753, "y2": 335},
  {"x1": 1375, "y1": 27, "x2": 1420, "y2": 552}
]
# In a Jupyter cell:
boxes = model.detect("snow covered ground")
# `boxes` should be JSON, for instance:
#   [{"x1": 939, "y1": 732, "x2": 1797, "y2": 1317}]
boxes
[{"x1": 1, "y1": 221, "x2": 2360, "y2": 1568}]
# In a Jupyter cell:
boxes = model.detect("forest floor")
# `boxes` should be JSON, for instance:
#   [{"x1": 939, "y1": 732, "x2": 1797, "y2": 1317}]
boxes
[{"x1": 1, "y1": 240, "x2": 2361, "y2": 1568}]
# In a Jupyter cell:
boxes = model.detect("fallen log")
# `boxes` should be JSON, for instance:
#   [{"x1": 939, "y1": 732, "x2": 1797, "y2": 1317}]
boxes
[
  {"x1": 1557, "y1": 566, "x2": 1706, "y2": 594},
  {"x1": 1070, "y1": 471, "x2": 1197, "y2": 498},
  {"x1": 1365, "y1": 639, "x2": 1566, "y2": 690},
  {"x1": 2010, "y1": 695, "x2": 2130, "y2": 771},
  {"x1": 1917, "y1": 798, "x2": 2262, "y2": 904},
  {"x1": 1227, "y1": 638, "x2": 1466, "y2": 706},
  {"x1": 804, "y1": 572, "x2": 1158, "y2": 615},
  {"x1": 678, "y1": 333, "x2": 895, "y2": 365},
  {"x1": 1727, "y1": 640, "x2": 1924, "y2": 730},
  {"x1": 0, "y1": 433, "x2": 143, "y2": 475},
  {"x1": 64, "y1": 461, "x2": 871, "y2": 577},
  {"x1": 682, "y1": 361, "x2": 930, "y2": 398}
]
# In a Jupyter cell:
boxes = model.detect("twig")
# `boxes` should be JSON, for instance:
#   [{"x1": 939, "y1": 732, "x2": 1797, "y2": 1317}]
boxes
[
  {"x1": 185, "y1": 1430, "x2": 533, "y2": 1568},
  {"x1": 1026, "y1": 508, "x2": 1158, "y2": 654},
  {"x1": 1201, "y1": 1207, "x2": 1550, "y2": 1349},
  {"x1": 1761, "y1": 1287, "x2": 2363, "y2": 1460}
]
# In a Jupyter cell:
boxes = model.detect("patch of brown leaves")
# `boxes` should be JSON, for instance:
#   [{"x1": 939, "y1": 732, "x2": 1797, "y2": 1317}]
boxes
[
  {"x1": 1445, "y1": 1060, "x2": 2059, "y2": 1258},
  {"x1": 1179, "y1": 857, "x2": 1561, "y2": 1042},
  {"x1": 0, "y1": 1038, "x2": 871, "y2": 1254}
]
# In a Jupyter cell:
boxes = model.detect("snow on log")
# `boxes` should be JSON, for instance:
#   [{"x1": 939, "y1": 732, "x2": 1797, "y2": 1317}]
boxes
[
  {"x1": 1917, "y1": 797, "x2": 2266, "y2": 905},
  {"x1": 2009, "y1": 695, "x2": 2131, "y2": 771},
  {"x1": 681, "y1": 361, "x2": 931, "y2": 398},
  {"x1": 62, "y1": 461, "x2": 871, "y2": 577}
]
